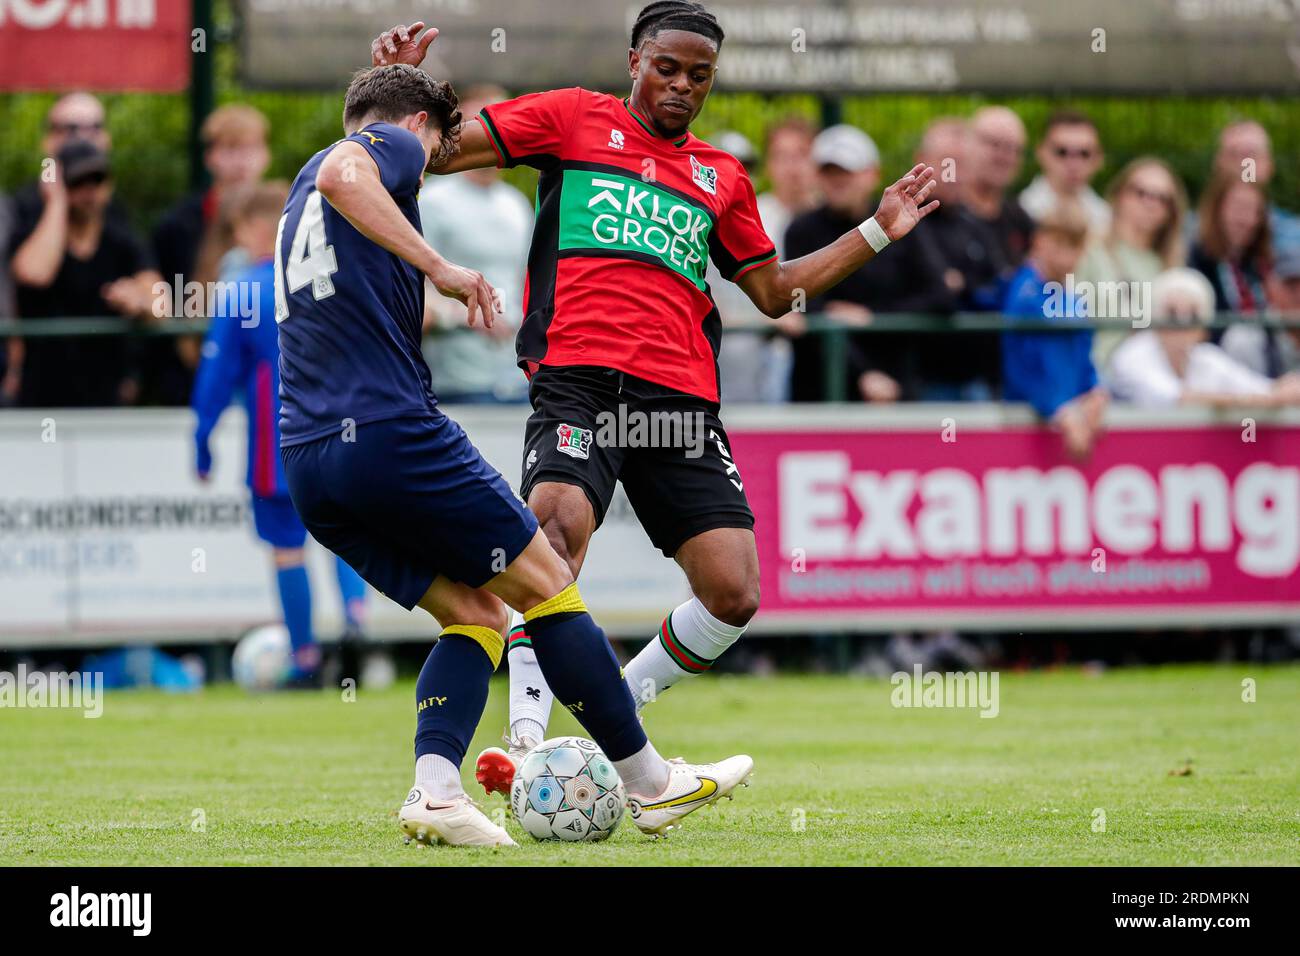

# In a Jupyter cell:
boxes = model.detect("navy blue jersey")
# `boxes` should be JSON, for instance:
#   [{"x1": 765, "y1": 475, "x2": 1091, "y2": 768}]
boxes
[{"x1": 276, "y1": 122, "x2": 433, "y2": 446}]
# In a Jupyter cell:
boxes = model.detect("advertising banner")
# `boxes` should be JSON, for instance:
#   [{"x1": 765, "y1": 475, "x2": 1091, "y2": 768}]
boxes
[
  {"x1": 2, "y1": 406, "x2": 1296, "y2": 646},
  {"x1": 238, "y1": 0, "x2": 1300, "y2": 94},
  {"x1": 728, "y1": 410, "x2": 1300, "y2": 630},
  {"x1": 0, "y1": 1, "x2": 190, "y2": 92}
]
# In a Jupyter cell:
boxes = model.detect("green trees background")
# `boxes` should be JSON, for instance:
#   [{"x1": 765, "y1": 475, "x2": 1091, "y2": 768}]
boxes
[{"x1": 1, "y1": 1, "x2": 1295, "y2": 234}]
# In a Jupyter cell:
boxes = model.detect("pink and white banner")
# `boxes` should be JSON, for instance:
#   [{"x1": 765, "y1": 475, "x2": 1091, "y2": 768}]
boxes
[
  {"x1": 3, "y1": 407, "x2": 1296, "y2": 644},
  {"x1": 731, "y1": 421, "x2": 1300, "y2": 629}
]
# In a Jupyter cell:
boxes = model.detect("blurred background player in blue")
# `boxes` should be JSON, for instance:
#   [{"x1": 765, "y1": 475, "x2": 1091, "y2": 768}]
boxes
[
  {"x1": 1001, "y1": 202, "x2": 1108, "y2": 461},
  {"x1": 190, "y1": 181, "x2": 369, "y2": 685}
]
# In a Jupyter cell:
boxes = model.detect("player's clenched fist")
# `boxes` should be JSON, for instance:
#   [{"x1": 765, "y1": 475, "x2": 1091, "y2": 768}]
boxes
[
  {"x1": 426, "y1": 257, "x2": 500, "y2": 329},
  {"x1": 371, "y1": 21, "x2": 438, "y2": 67},
  {"x1": 873, "y1": 163, "x2": 940, "y2": 241}
]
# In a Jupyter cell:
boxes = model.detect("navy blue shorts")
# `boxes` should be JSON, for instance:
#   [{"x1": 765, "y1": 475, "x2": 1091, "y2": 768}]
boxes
[
  {"x1": 281, "y1": 414, "x2": 538, "y2": 609},
  {"x1": 250, "y1": 495, "x2": 308, "y2": 549}
]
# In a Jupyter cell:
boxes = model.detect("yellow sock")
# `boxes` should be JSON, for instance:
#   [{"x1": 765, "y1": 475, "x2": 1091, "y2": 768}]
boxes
[
  {"x1": 440, "y1": 624, "x2": 504, "y2": 670},
  {"x1": 523, "y1": 583, "x2": 587, "y2": 622}
]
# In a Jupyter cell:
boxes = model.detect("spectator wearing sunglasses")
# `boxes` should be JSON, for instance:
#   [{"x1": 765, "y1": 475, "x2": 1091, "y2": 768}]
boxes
[
  {"x1": 1077, "y1": 157, "x2": 1189, "y2": 367},
  {"x1": 1019, "y1": 110, "x2": 1110, "y2": 236},
  {"x1": 5, "y1": 140, "x2": 160, "y2": 407},
  {"x1": 9, "y1": 92, "x2": 133, "y2": 232}
]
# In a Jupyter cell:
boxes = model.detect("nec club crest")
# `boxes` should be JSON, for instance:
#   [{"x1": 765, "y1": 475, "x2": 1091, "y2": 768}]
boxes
[
  {"x1": 690, "y1": 154, "x2": 718, "y2": 195},
  {"x1": 556, "y1": 423, "x2": 593, "y2": 460}
]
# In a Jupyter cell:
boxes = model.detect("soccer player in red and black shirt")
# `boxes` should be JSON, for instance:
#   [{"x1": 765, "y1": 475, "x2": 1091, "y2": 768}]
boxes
[{"x1": 371, "y1": 4, "x2": 939, "y2": 795}]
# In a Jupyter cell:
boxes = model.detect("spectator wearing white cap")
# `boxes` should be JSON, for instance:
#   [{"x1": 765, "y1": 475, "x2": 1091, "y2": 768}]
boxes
[
  {"x1": 783, "y1": 124, "x2": 951, "y2": 402},
  {"x1": 1106, "y1": 268, "x2": 1300, "y2": 408}
]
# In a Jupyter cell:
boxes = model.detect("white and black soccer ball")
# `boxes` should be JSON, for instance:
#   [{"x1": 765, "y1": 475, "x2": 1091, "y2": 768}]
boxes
[
  {"x1": 231, "y1": 624, "x2": 292, "y2": 691},
  {"x1": 510, "y1": 736, "x2": 626, "y2": 842}
]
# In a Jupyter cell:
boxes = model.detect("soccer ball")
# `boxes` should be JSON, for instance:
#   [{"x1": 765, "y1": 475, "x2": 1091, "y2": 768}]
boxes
[
  {"x1": 231, "y1": 624, "x2": 292, "y2": 691},
  {"x1": 510, "y1": 736, "x2": 626, "y2": 842}
]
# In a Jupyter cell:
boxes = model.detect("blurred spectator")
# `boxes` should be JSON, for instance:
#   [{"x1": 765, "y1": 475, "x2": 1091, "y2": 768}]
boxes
[
  {"x1": 1108, "y1": 268, "x2": 1300, "y2": 408},
  {"x1": 1191, "y1": 174, "x2": 1270, "y2": 313},
  {"x1": 1078, "y1": 157, "x2": 1188, "y2": 367},
  {"x1": 6, "y1": 93, "x2": 136, "y2": 400},
  {"x1": 713, "y1": 117, "x2": 819, "y2": 404},
  {"x1": 1020, "y1": 110, "x2": 1110, "y2": 235},
  {"x1": 419, "y1": 85, "x2": 532, "y2": 403},
  {"x1": 0, "y1": 190, "x2": 11, "y2": 398},
  {"x1": 1266, "y1": 245, "x2": 1300, "y2": 373},
  {"x1": 784, "y1": 124, "x2": 951, "y2": 402},
  {"x1": 1210, "y1": 120, "x2": 1300, "y2": 256},
  {"x1": 1190, "y1": 174, "x2": 1282, "y2": 378},
  {"x1": 150, "y1": 104, "x2": 272, "y2": 405},
  {"x1": 757, "y1": 116, "x2": 819, "y2": 258},
  {"x1": 191, "y1": 182, "x2": 371, "y2": 684},
  {"x1": 1001, "y1": 204, "x2": 1107, "y2": 460},
  {"x1": 909, "y1": 117, "x2": 1002, "y2": 399},
  {"x1": 10, "y1": 93, "x2": 131, "y2": 229},
  {"x1": 707, "y1": 129, "x2": 791, "y2": 404},
  {"x1": 964, "y1": 106, "x2": 1034, "y2": 268},
  {"x1": 6, "y1": 139, "x2": 160, "y2": 408}
]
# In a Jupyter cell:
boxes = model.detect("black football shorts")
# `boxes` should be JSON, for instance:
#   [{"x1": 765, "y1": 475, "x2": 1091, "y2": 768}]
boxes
[{"x1": 519, "y1": 365, "x2": 754, "y2": 557}]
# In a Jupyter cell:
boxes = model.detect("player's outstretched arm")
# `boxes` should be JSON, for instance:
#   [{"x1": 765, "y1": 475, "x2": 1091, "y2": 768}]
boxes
[
  {"x1": 737, "y1": 163, "x2": 939, "y2": 319},
  {"x1": 368, "y1": 21, "x2": 498, "y2": 175},
  {"x1": 317, "y1": 141, "x2": 499, "y2": 327}
]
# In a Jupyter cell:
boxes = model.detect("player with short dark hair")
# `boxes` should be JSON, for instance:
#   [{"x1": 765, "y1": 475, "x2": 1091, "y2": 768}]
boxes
[
  {"x1": 370, "y1": 7, "x2": 939, "y2": 801},
  {"x1": 276, "y1": 61, "x2": 752, "y2": 846}
]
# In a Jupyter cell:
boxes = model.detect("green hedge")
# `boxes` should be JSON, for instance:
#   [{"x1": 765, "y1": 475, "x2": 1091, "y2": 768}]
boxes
[{"x1": 2, "y1": 27, "x2": 1295, "y2": 235}]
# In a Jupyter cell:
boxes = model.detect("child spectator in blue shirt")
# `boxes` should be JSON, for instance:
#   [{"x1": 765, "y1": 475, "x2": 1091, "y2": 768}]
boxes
[{"x1": 1002, "y1": 203, "x2": 1108, "y2": 459}]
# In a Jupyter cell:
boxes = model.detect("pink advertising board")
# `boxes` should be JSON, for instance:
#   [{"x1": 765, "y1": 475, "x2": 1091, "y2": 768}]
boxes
[{"x1": 730, "y1": 422, "x2": 1300, "y2": 629}]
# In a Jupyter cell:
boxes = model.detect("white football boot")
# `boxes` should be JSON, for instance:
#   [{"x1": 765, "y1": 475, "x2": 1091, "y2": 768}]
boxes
[
  {"x1": 398, "y1": 785, "x2": 517, "y2": 848},
  {"x1": 474, "y1": 735, "x2": 537, "y2": 798},
  {"x1": 627, "y1": 754, "x2": 754, "y2": 837}
]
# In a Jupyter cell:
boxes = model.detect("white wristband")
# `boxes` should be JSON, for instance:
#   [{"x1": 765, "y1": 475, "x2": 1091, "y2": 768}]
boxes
[{"x1": 858, "y1": 216, "x2": 890, "y2": 253}]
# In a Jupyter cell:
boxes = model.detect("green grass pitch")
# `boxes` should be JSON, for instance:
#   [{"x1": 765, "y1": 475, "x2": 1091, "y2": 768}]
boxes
[{"x1": 2, "y1": 663, "x2": 1297, "y2": 865}]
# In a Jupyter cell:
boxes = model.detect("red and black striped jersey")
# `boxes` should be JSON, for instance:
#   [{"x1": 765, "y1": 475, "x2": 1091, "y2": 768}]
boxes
[{"x1": 477, "y1": 88, "x2": 777, "y2": 403}]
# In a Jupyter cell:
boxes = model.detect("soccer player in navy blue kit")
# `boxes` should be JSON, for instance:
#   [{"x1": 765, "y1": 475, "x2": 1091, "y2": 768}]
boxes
[
  {"x1": 192, "y1": 181, "x2": 370, "y2": 687},
  {"x1": 276, "y1": 61, "x2": 752, "y2": 845}
]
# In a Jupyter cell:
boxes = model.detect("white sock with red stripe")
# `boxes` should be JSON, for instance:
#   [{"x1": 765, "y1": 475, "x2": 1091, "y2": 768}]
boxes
[
  {"x1": 624, "y1": 597, "x2": 745, "y2": 709},
  {"x1": 506, "y1": 610, "x2": 552, "y2": 745}
]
